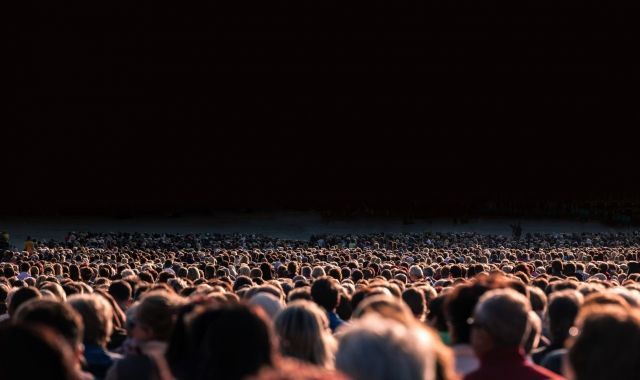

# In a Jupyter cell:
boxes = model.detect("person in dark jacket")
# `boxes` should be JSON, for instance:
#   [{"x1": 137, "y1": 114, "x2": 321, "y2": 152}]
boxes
[
  {"x1": 69, "y1": 294, "x2": 123, "y2": 380},
  {"x1": 532, "y1": 290, "x2": 583, "y2": 368}
]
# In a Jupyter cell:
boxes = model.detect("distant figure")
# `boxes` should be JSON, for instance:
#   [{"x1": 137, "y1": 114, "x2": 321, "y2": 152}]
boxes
[
  {"x1": 510, "y1": 223, "x2": 522, "y2": 240},
  {"x1": 24, "y1": 236, "x2": 35, "y2": 254},
  {"x1": 0, "y1": 231, "x2": 10, "y2": 250}
]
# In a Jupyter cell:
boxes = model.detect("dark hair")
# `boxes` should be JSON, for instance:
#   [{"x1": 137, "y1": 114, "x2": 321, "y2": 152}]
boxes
[
  {"x1": 548, "y1": 291, "x2": 582, "y2": 344},
  {"x1": 233, "y1": 276, "x2": 254, "y2": 292},
  {"x1": 13, "y1": 299, "x2": 84, "y2": 347},
  {"x1": 69, "y1": 265, "x2": 80, "y2": 281},
  {"x1": 311, "y1": 277, "x2": 340, "y2": 312},
  {"x1": 108, "y1": 280, "x2": 132, "y2": 303},
  {"x1": 0, "y1": 324, "x2": 78, "y2": 380},
  {"x1": 328, "y1": 267, "x2": 342, "y2": 281},
  {"x1": 260, "y1": 263, "x2": 273, "y2": 281},
  {"x1": 569, "y1": 306, "x2": 640, "y2": 380},
  {"x1": 444, "y1": 281, "x2": 491, "y2": 343},
  {"x1": 169, "y1": 304, "x2": 273, "y2": 380},
  {"x1": 3, "y1": 264, "x2": 15, "y2": 278},
  {"x1": 336, "y1": 292, "x2": 353, "y2": 321},
  {"x1": 427, "y1": 295, "x2": 449, "y2": 333},
  {"x1": 8, "y1": 286, "x2": 42, "y2": 317},
  {"x1": 288, "y1": 287, "x2": 312, "y2": 302},
  {"x1": 402, "y1": 288, "x2": 426, "y2": 319},
  {"x1": 80, "y1": 267, "x2": 94, "y2": 282}
]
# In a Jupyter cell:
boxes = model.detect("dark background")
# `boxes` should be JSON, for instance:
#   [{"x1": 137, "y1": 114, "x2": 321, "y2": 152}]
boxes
[{"x1": 7, "y1": 1, "x2": 640, "y2": 219}]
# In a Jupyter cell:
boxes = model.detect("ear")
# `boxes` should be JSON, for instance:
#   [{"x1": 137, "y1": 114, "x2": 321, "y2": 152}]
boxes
[
  {"x1": 75, "y1": 343, "x2": 85, "y2": 365},
  {"x1": 471, "y1": 327, "x2": 493, "y2": 355}
]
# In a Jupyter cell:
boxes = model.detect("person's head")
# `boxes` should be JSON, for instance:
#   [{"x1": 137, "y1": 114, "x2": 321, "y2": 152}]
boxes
[
  {"x1": 186, "y1": 267, "x2": 200, "y2": 281},
  {"x1": 311, "y1": 266, "x2": 326, "y2": 279},
  {"x1": 335, "y1": 314, "x2": 436, "y2": 380},
  {"x1": 528, "y1": 285, "x2": 547, "y2": 318},
  {"x1": 470, "y1": 288, "x2": 532, "y2": 357},
  {"x1": 287, "y1": 286, "x2": 312, "y2": 302},
  {"x1": 0, "y1": 324, "x2": 79, "y2": 380},
  {"x1": 248, "y1": 292, "x2": 284, "y2": 321},
  {"x1": 13, "y1": 299, "x2": 84, "y2": 365},
  {"x1": 401, "y1": 288, "x2": 426, "y2": 321},
  {"x1": 108, "y1": 280, "x2": 132, "y2": 310},
  {"x1": 8, "y1": 286, "x2": 42, "y2": 318},
  {"x1": 133, "y1": 291, "x2": 182, "y2": 342},
  {"x1": 311, "y1": 277, "x2": 340, "y2": 312},
  {"x1": 274, "y1": 300, "x2": 335, "y2": 368},
  {"x1": 408, "y1": 265, "x2": 423, "y2": 282},
  {"x1": 68, "y1": 294, "x2": 114, "y2": 347},
  {"x1": 168, "y1": 304, "x2": 274, "y2": 380},
  {"x1": 41, "y1": 282, "x2": 67, "y2": 302},
  {"x1": 443, "y1": 280, "x2": 492, "y2": 344},
  {"x1": 353, "y1": 294, "x2": 415, "y2": 325},
  {"x1": 568, "y1": 305, "x2": 640, "y2": 380},
  {"x1": 547, "y1": 289, "x2": 583, "y2": 345}
]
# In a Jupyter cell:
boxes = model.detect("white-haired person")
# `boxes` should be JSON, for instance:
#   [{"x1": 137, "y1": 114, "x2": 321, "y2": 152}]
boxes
[{"x1": 335, "y1": 314, "x2": 437, "y2": 380}]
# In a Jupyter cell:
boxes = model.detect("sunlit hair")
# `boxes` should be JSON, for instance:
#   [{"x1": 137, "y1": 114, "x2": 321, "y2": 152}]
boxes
[
  {"x1": 336, "y1": 314, "x2": 436, "y2": 380},
  {"x1": 568, "y1": 304, "x2": 640, "y2": 380},
  {"x1": 274, "y1": 300, "x2": 336, "y2": 368},
  {"x1": 473, "y1": 288, "x2": 531, "y2": 348},
  {"x1": 68, "y1": 293, "x2": 114, "y2": 346},
  {"x1": 352, "y1": 294, "x2": 415, "y2": 325}
]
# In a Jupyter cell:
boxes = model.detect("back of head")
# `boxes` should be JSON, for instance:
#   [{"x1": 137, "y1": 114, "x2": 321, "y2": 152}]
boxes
[
  {"x1": 354, "y1": 294, "x2": 415, "y2": 325},
  {"x1": 13, "y1": 299, "x2": 83, "y2": 348},
  {"x1": 569, "y1": 305, "x2": 640, "y2": 380},
  {"x1": 248, "y1": 292, "x2": 284, "y2": 321},
  {"x1": 274, "y1": 300, "x2": 334, "y2": 367},
  {"x1": 0, "y1": 324, "x2": 78, "y2": 380},
  {"x1": 311, "y1": 277, "x2": 340, "y2": 312},
  {"x1": 68, "y1": 293, "x2": 114, "y2": 346},
  {"x1": 473, "y1": 288, "x2": 531, "y2": 348},
  {"x1": 8, "y1": 286, "x2": 42, "y2": 317},
  {"x1": 108, "y1": 280, "x2": 132, "y2": 304},
  {"x1": 547, "y1": 290, "x2": 583, "y2": 344},
  {"x1": 336, "y1": 314, "x2": 435, "y2": 380},
  {"x1": 401, "y1": 288, "x2": 426, "y2": 320},
  {"x1": 136, "y1": 291, "x2": 181, "y2": 341},
  {"x1": 444, "y1": 280, "x2": 492, "y2": 344},
  {"x1": 182, "y1": 304, "x2": 274, "y2": 380}
]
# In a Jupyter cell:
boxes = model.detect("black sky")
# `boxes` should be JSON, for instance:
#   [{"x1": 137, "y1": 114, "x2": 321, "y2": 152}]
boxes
[{"x1": 7, "y1": 1, "x2": 640, "y2": 216}]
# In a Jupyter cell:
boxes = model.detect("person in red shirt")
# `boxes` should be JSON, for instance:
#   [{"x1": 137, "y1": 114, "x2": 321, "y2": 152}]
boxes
[{"x1": 465, "y1": 289, "x2": 564, "y2": 380}]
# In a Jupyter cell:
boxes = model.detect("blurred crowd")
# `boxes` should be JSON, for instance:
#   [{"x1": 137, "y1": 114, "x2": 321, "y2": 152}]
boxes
[{"x1": 1, "y1": 230, "x2": 639, "y2": 380}]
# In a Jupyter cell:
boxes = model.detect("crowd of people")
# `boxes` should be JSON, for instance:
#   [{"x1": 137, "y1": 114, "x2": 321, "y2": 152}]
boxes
[{"x1": 1, "y1": 230, "x2": 639, "y2": 380}]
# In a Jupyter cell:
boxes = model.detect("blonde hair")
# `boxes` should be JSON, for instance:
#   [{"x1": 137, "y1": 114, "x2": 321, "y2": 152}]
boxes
[
  {"x1": 68, "y1": 293, "x2": 113, "y2": 346},
  {"x1": 274, "y1": 300, "x2": 336, "y2": 368}
]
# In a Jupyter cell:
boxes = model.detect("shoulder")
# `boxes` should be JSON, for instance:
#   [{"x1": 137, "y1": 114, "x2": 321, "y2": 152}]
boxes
[{"x1": 526, "y1": 361, "x2": 565, "y2": 380}]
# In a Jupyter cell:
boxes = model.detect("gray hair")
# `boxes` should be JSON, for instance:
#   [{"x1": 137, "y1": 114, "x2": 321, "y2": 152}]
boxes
[
  {"x1": 336, "y1": 315, "x2": 435, "y2": 380},
  {"x1": 473, "y1": 288, "x2": 532, "y2": 348},
  {"x1": 409, "y1": 265, "x2": 424, "y2": 280},
  {"x1": 311, "y1": 266, "x2": 326, "y2": 279}
]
